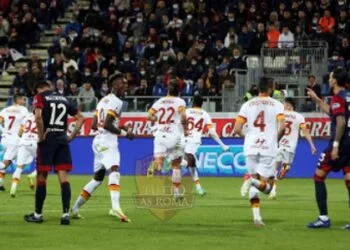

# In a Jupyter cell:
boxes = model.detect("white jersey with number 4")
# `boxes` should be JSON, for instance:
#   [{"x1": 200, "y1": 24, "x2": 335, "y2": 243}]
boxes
[
  {"x1": 237, "y1": 96, "x2": 284, "y2": 157},
  {"x1": 185, "y1": 108, "x2": 213, "y2": 143},
  {"x1": 0, "y1": 105, "x2": 28, "y2": 142},
  {"x1": 149, "y1": 96, "x2": 186, "y2": 137},
  {"x1": 95, "y1": 93, "x2": 123, "y2": 142},
  {"x1": 20, "y1": 113, "x2": 38, "y2": 145},
  {"x1": 279, "y1": 111, "x2": 306, "y2": 153}
]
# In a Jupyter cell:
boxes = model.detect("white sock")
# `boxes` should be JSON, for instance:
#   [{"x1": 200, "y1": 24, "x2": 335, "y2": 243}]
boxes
[
  {"x1": 13, "y1": 168, "x2": 23, "y2": 181},
  {"x1": 188, "y1": 167, "x2": 202, "y2": 190},
  {"x1": 249, "y1": 187, "x2": 261, "y2": 220},
  {"x1": 72, "y1": 179, "x2": 101, "y2": 212},
  {"x1": 34, "y1": 212, "x2": 42, "y2": 218},
  {"x1": 108, "y1": 172, "x2": 121, "y2": 211},
  {"x1": 172, "y1": 168, "x2": 181, "y2": 195},
  {"x1": 181, "y1": 159, "x2": 188, "y2": 167},
  {"x1": 29, "y1": 170, "x2": 37, "y2": 178},
  {"x1": 252, "y1": 207, "x2": 261, "y2": 221},
  {"x1": 62, "y1": 213, "x2": 69, "y2": 218},
  {"x1": 319, "y1": 215, "x2": 329, "y2": 221}
]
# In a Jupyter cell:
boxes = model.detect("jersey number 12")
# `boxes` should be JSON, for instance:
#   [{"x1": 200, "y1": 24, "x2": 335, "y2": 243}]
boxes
[{"x1": 49, "y1": 103, "x2": 67, "y2": 126}]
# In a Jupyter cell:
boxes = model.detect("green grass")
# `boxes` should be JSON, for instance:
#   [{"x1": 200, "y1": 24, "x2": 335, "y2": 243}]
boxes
[{"x1": 0, "y1": 176, "x2": 349, "y2": 250}]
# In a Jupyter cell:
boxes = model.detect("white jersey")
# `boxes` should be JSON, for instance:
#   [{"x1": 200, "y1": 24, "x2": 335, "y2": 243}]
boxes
[
  {"x1": 20, "y1": 113, "x2": 38, "y2": 145},
  {"x1": 149, "y1": 96, "x2": 186, "y2": 137},
  {"x1": 185, "y1": 107, "x2": 213, "y2": 143},
  {"x1": 237, "y1": 96, "x2": 284, "y2": 157},
  {"x1": 0, "y1": 105, "x2": 28, "y2": 142},
  {"x1": 279, "y1": 111, "x2": 306, "y2": 153},
  {"x1": 95, "y1": 93, "x2": 123, "y2": 142}
]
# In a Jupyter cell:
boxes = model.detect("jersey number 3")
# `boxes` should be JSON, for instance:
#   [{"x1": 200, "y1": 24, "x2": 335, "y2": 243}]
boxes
[
  {"x1": 253, "y1": 111, "x2": 266, "y2": 132},
  {"x1": 49, "y1": 103, "x2": 67, "y2": 126}
]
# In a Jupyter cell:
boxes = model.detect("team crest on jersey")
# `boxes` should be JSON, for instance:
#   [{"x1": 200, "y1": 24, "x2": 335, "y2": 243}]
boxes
[
  {"x1": 133, "y1": 155, "x2": 195, "y2": 221},
  {"x1": 331, "y1": 102, "x2": 341, "y2": 110}
]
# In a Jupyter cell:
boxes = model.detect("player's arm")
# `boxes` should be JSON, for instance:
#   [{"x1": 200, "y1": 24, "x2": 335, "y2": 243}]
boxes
[
  {"x1": 104, "y1": 112, "x2": 134, "y2": 140},
  {"x1": 147, "y1": 108, "x2": 157, "y2": 122},
  {"x1": 69, "y1": 111, "x2": 84, "y2": 140},
  {"x1": 34, "y1": 108, "x2": 45, "y2": 142},
  {"x1": 233, "y1": 116, "x2": 246, "y2": 137},
  {"x1": 301, "y1": 125, "x2": 317, "y2": 155},
  {"x1": 306, "y1": 88, "x2": 330, "y2": 114},
  {"x1": 277, "y1": 114, "x2": 286, "y2": 142},
  {"x1": 18, "y1": 125, "x2": 24, "y2": 137},
  {"x1": 332, "y1": 115, "x2": 346, "y2": 160},
  {"x1": 209, "y1": 126, "x2": 229, "y2": 151},
  {"x1": 91, "y1": 110, "x2": 98, "y2": 131},
  {"x1": 0, "y1": 115, "x2": 4, "y2": 134},
  {"x1": 179, "y1": 106, "x2": 186, "y2": 135}
]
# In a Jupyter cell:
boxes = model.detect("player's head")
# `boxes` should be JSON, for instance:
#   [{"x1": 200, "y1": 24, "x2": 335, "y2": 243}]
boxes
[
  {"x1": 329, "y1": 67, "x2": 348, "y2": 89},
  {"x1": 258, "y1": 77, "x2": 274, "y2": 95},
  {"x1": 35, "y1": 81, "x2": 51, "y2": 94},
  {"x1": 168, "y1": 79, "x2": 180, "y2": 96},
  {"x1": 108, "y1": 72, "x2": 126, "y2": 96},
  {"x1": 284, "y1": 97, "x2": 295, "y2": 111},
  {"x1": 13, "y1": 93, "x2": 26, "y2": 106},
  {"x1": 193, "y1": 95, "x2": 203, "y2": 108}
]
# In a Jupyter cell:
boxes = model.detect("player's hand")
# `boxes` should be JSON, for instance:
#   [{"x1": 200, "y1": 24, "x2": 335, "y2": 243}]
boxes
[
  {"x1": 67, "y1": 135, "x2": 74, "y2": 143},
  {"x1": 306, "y1": 88, "x2": 319, "y2": 102},
  {"x1": 126, "y1": 131, "x2": 135, "y2": 140},
  {"x1": 311, "y1": 146, "x2": 317, "y2": 155},
  {"x1": 331, "y1": 147, "x2": 339, "y2": 160},
  {"x1": 222, "y1": 145, "x2": 229, "y2": 152}
]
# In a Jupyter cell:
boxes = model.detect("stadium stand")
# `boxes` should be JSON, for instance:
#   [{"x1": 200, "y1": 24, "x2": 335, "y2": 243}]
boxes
[{"x1": 0, "y1": 0, "x2": 349, "y2": 111}]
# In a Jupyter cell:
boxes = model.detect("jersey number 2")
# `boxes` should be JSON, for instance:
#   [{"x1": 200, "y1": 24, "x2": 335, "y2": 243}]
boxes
[
  {"x1": 253, "y1": 111, "x2": 266, "y2": 132},
  {"x1": 49, "y1": 103, "x2": 67, "y2": 126}
]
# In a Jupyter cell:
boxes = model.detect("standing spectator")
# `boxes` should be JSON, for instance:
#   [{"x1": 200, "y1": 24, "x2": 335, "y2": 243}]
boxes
[
  {"x1": 78, "y1": 82, "x2": 96, "y2": 111},
  {"x1": 134, "y1": 78, "x2": 152, "y2": 110},
  {"x1": 194, "y1": 77, "x2": 208, "y2": 96},
  {"x1": 237, "y1": 25, "x2": 253, "y2": 54},
  {"x1": 251, "y1": 23, "x2": 267, "y2": 55},
  {"x1": 319, "y1": 10, "x2": 335, "y2": 32},
  {"x1": 0, "y1": 15, "x2": 9, "y2": 45},
  {"x1": 278, "y1": 26, "x2": 294, "y2": 48},
  {"x1": 11, "y1": 66, "x2": 28, "y2": 95},
  {"x1": 304, "y1": 75, "x2": 322, "y2": 111},
  {"x1": 36, "y1": 2, "x2": 52, "y2": 30},
  {"x1": 212, "y1": 38, "x2": 231, "y2": 63},
  {"x1": 267, "y1": 24, "x2": 280, "y2": 48},
  {"x1": 228, "y1": 48, "x2": 247, "y2": 70},
  {"x1": 27, "y1": 52, "x2": 43, "y2": 74},
  {"x1": 19, "y1": 12, "x2": 39, "y2": 46},
  {"x1": 339, "y1": 37, "x2": 350, "y2": 70}
]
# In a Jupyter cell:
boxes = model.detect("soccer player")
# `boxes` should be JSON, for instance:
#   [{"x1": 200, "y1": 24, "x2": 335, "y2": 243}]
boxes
[
  {"x1": 269, "y1": 97, "x2": 317, "y2": 198},
  {"x1": 182, "y1": 95, "x2": 229, "y2": 196},
  {"x1": 22, "y1": 81, "x2": 84, "y2": 225},
  {"x1": 306, "y1": 68, "x2": 350, "y2": 229},
  {"x1": 71, "y1": 73, "x2": 134, "y2": 222},
  {"x1": 0, "y1": 93, "x2": 28, "y2": 191},
  {"x1": 10, "y1": 112, "x2": 39, "y2": 197},
  {"x1": 233, "y1": 77, "x2": 286, "y2": 226},
  {"x1": 147, "y1": 80, "x2": 186, "y2": 200}
]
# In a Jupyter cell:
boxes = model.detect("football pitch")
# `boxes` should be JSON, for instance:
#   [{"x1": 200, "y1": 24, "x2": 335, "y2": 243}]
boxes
[{"x1": 0, "y1": 176, "x2": 349, "y2": 250}]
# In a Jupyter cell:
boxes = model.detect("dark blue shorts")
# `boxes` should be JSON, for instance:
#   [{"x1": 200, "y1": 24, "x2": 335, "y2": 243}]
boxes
[
  {"x1": 317, "y1": 148, "x2": 350, "y2": 174},
  {"x1": 36, "y1": 142, "x2": 72, "y2": 172}
]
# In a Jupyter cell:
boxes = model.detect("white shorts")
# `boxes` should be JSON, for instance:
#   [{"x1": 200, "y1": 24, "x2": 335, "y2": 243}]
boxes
[
  {"x1": 17, "y1": 143, "x2": 37, "y2": 166},
  {"x1": 276, "y1": 149, "x2": 295, "y2": 165},
  {"x1": 245, "y1": 154, "x2": 275, "y2": 178},
  {"x1": 92, "y1": 138, "x2": 120, "y2": 173},
  {"x1": 1, "y1": 138, "x2": 19, "y2": 161},
  {"x1": 183, "y1": 138, "x2": 200, "y2": 155},
  {"x1": 154, "y1": 134, "x2": 182, "y2": 160}
]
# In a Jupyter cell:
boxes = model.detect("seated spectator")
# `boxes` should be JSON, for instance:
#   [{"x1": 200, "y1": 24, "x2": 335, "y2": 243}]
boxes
[
  {"x1": 278, "y1": 26, "x2": 294, "y2": 48},
  {"x1": 63, "y1": 48, "x2": 78, "y2": 73},
  {"x1": 228, "y1": 48, "x2": 247, "y2": 70},
  {"x1": 55, "y1": 79, "x2": 68, "y2": 96},
  {"x1": 328, "y1": 51, "x2": 345, "y2": 72},
  {"x1": 27, "y1": 65, "x2": 44, "y2": 95},
  {"x1": 267, "y1": 24, "x2": 280, "y2": 48},
  {"x1": 98, "y1": 82, "x2": 110, "y2": 99},
  {"x1": 8, "y1": 28, "x2": 24, "y2": 55},
  {"x1": 212, "y1": 38, "x2": 231, "y2": 63},
  {"x1": 339, "y1": 37, "x2": 350, "y2": 70},
  {"x1": 36, "y1": 2, "x2": 51, "y2": 30},
  {"x1": 27, "y1": 52, "x2": 43, "y2": 74},
  {"x1": 66, "y1": 66, "x2": 82, "y2": 86},
  {"x1": 11, "y1": 66, "x2": 28, "y2": 95},
  {"x1": 203, "y1": 66, "x2": 219, "y2": 93},
  {"x1": 67, "y1": 83, "x2": 79, "y2": 107},
  {"x1": 64, "y1": 13, "x2": 81, "y2": 37},
  {"x1": 319, "y1": 9, "x2": 335, "y2": 32},
  {"x1": 135, "y1": 78, "x2": 152, "y2": 110},
  {"x1": 303, "y1": 75, "x2": 322, "y2": 112},
  {"x1": 78, "y1": 82, "x2": 96, "y2": 111},
  {"x1": 194, "y1": 78, "x2": 208, "y2": 96},
  {"x1": 0, "y1": 15, "x2": 9, "y2": 46},
  {"x1": 90, "y1": 49, "x2": 107, "y2": 75}
]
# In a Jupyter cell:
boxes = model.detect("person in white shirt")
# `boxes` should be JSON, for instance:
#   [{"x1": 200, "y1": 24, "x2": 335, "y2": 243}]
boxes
[
  {"x1": 0, "y1": 93, "x2": 28, "y2": 191},
  {"x1": 147, "y1": 80, "x2": 186, "y2": 200},
  {"x1": 278, "y1": 26, "x2": 294, "y2": 48},
  {"x1": 234, "y1": 77, "x2": 286, "y2": 226},
  {"x1": 71, "y1": 73, "x2": 134, "y2": 222},
  {"x1": 181, "y1": 95, "x2": 229, "y2": 196}
]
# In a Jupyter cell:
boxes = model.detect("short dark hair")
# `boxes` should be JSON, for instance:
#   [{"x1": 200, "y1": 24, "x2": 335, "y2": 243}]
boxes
[
  {"x1": 168, "y1": 79, "x2": 180, "y2": 96},
  {"x1": 258, "y1": 77, "x2": 273, "y2": 93},
  {"x1": 108, "y1": 72, "x2": 124, "y2": 86},
  {"x1": 193, "y1": 95, "x2": 203, "y2": 107},
  {"x1": 13, "y1": 93, "x2": 25, "y2": 102},
  {"x1": 308, "y1": 75, "x2": 316, "y2": 80},
  {"x1": 35, "y1": 81, "x2": 50, "y2": 90},
  {"x1": 284, "y1": 97, "x2": 295, "y2": 109},
  {"x1": 332, "y1": 67, "x2": 348, "y2": 87}
]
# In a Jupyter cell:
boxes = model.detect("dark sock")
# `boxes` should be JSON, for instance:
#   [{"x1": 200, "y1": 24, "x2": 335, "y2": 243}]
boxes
[
  {"x1": 35, "y1": 181, "x2": 47, "y2": 214},
  {"x1": 315, "y1": 179, "x2": 328, "y2": 216},
  {"x1": 61, "y1": 182, "x2": 71, "y2": 214},
  {"x1": 345, "y1": 180, "x2": 350, "y2": 208}
]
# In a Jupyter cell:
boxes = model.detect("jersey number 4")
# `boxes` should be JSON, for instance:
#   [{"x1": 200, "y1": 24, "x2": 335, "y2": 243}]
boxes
[
  {"x1": 49, "y1": 103, "x2": 67, "y2": 126},
  {"x1": 253, "y1": 111, "x2": 266, "y2": 132}
]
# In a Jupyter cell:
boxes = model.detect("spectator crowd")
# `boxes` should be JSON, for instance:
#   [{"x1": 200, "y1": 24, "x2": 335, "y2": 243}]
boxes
[{"x1": 1, "y1": 0, "x2": 350, "y2": 110}]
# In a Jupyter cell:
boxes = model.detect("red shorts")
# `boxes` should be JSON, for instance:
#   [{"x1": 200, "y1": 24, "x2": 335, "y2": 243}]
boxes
[
  {"x1": 317, "y1": 149, "x2": 350, "y2": 174},
  {"x1": 36, "y1": 142, "x2": 72, "y2": 173}
]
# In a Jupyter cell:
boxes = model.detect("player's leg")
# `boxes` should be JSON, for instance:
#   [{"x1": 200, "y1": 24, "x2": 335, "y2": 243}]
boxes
[
  {"x1": 171, "y1": 156, "x2": 183, "y2": 200},
  {"x1": 10, "y1": 145, "x2": 33, "y2": 197},
  {"x1": 268, "y1": 160, "x2": 281, "y2": 199},
  {"x1": 0, "y1": 142, "x2": 17, "y2": 190},
  {"x1": 307, "y1": 151, "x2": 332, "y2": 228},
  {"x1": 240, "y1": 173, "x2": 251, "y2": 197},
  {"x1": 249, "y1": 156, "x2": 276, "y2": 195},
  {"x1": 342, "y1": 161, "x2": 350, "y2": 230},
  {"x1": 53, "y1": 144, "x2": 74, "y2": 225},
  {"x1": 148, "y1": 138, "x2": 166, "y2": 176},
  {"x1": 27, "y1": 169, "x2": 37, "y2": 190}
]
